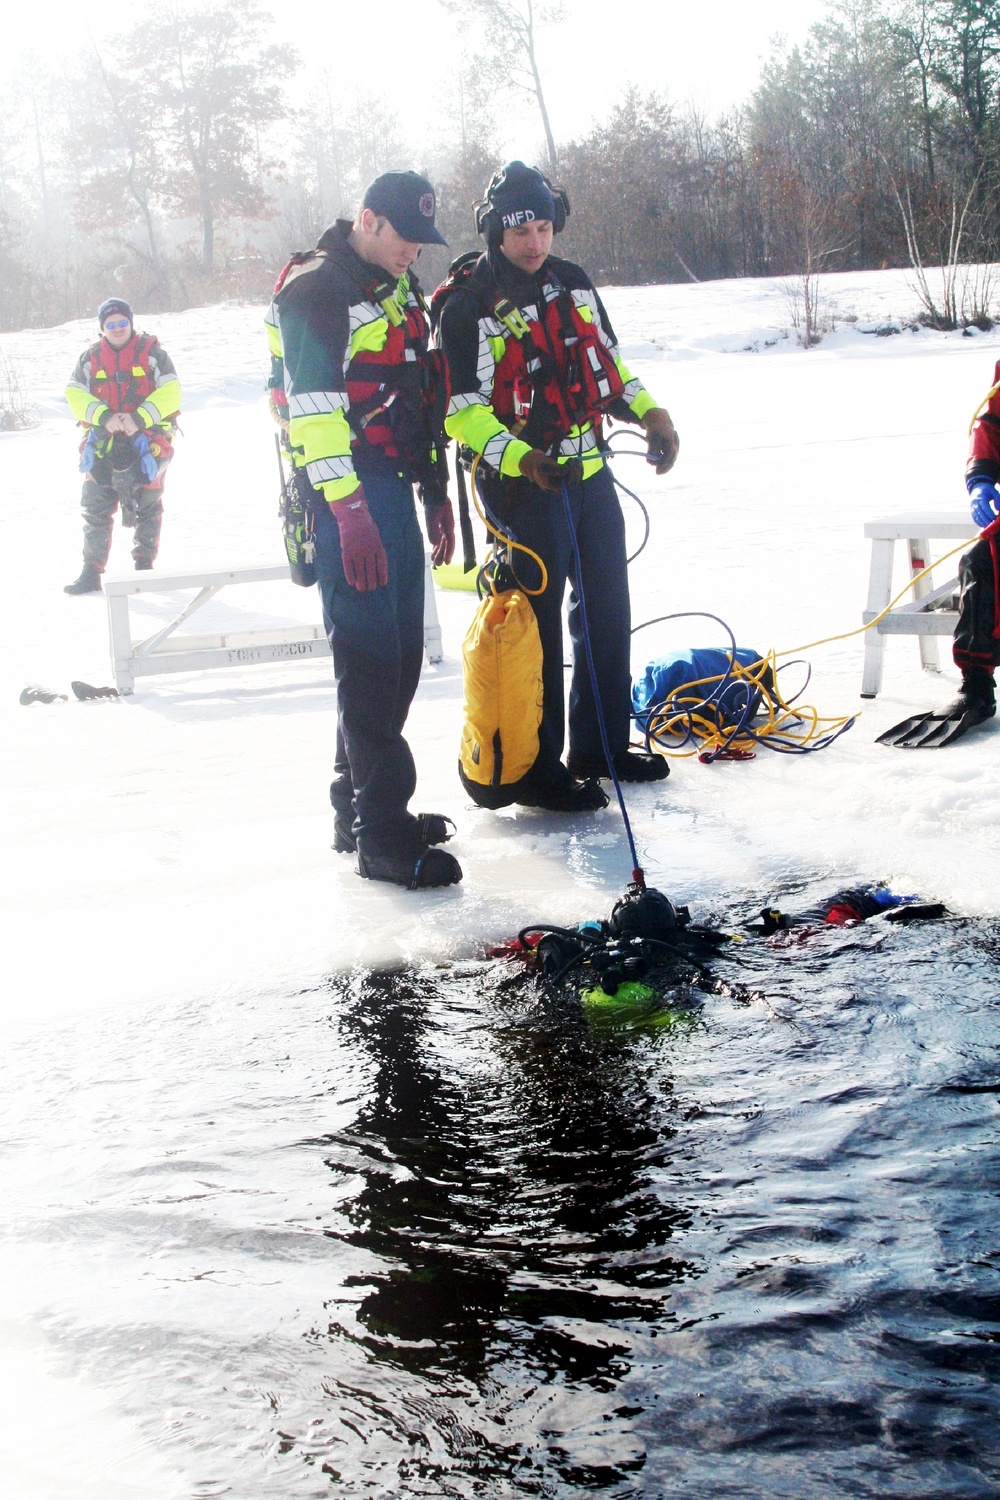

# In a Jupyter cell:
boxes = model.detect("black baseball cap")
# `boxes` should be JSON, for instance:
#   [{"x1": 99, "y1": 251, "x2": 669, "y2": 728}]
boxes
[{"x1": 362, "y1": 171, "x2": 447, "y2": 246}]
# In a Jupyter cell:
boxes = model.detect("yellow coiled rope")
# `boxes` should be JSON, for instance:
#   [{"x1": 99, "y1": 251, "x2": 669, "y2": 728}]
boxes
[
  {"x1": 643, "y1": 533, "x2": 978, "y2": 760},
  {"x1": 468, "y1": 453, "x2": 548, "y2": 596}
]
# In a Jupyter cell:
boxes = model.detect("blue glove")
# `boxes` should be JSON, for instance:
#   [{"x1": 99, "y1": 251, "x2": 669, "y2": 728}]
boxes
[
  {"x1": 133, "y1": 431, "x2": 158, "y2": 483},
  {"x1": 968, "y1": 478, "x2": 1000, "y2": 529},
  {"x1": 78, "y1": 429, "x2": 98, "y2": 474}
]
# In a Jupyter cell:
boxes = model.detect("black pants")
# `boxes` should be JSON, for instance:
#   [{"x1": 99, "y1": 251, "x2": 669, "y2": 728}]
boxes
[
  {"x1": 315, "y1": 468, "x2": 426, "y2": 856},
  {"x1": 80, "y1": 454, "x2": 165, "y2": 569},
  {"x1": 496, "y1": 463, "x2": 632, "y2": 781},
  {"x1": 953, "y1": 534, "x2": 1000, "y2": 675}
]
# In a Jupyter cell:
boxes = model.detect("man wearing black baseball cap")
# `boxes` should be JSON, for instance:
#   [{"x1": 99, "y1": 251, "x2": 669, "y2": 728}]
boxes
[
  {"x1": 272, "y1": 171, "x2": 462, "y2": 890},
  {"x1": 362, "y1": 170, "x2": 448, "y2": 250}
]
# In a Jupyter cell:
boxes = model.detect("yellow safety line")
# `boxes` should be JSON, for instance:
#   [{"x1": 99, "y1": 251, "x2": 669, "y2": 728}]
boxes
[
  {"x1": 778, "y1": 533, "x2": 974, "y2": 657},
  {"x1": 643, "y1": 529, "x2": 983, "y2": 758},
  {"x1": 468, "y1": 453, "x2": 549, "y2": 596}
]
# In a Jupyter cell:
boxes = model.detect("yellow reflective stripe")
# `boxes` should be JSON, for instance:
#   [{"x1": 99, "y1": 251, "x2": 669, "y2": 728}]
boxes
[
  {"x1": 140, "y1": 377, "x2": 182, "y2": 423},
  {"x1": 349, "y1": 317, "x2": 389, "y2": 358},
  {"x1": 446, "y1": 403, "x2": 507, "y2": 456},
  {"x1": 614, "y1": 354, "x2": 655, "y2": 420},
  {"x1": 318, "y1": 472, "x2": 361, "y2": 503},
  {"x1": 66, "y1": 384, "x2": 103, "y2": 424},
  {"x1": 289, "y1": 409, "x2": 353, "y2": 468}
]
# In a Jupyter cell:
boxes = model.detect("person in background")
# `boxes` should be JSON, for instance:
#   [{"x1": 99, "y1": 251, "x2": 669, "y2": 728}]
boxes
[
  {"x1": 879, "y1": 359, "x2": 1000, "y2": 748},
  {"x1": 64, "y1": 299, "x2": 181, "y2": 594},
  {"x1": 436, "y1": 161, "x2": 680, "y2": 812}
]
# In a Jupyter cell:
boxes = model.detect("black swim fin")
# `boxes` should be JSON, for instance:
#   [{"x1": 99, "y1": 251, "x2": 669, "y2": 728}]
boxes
[
  {"x1": 70, "y1": 681, "x2": 120, "y2": 701},
  {"x1": 19, "y1": 684, "x2": 67, "y2": 705},
  {"x1": 876, "y1": 695, "x2": 995, "y2": 749}
]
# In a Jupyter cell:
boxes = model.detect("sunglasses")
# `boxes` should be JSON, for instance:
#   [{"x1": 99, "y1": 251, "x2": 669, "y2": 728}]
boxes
[{"x1": 103, "y1": 318, "x2": 131, "y2": 331}]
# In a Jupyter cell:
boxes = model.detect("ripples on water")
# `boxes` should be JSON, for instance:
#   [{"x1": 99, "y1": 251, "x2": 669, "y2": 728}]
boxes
[{"x1": 4, "y1": 916, "x2": 1000, "y2": 1497}]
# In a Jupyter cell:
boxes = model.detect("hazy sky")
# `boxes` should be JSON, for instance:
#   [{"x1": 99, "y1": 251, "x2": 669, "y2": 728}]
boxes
[{"x1": 6, "y1": 0, "x2": 829, "y2": 161}]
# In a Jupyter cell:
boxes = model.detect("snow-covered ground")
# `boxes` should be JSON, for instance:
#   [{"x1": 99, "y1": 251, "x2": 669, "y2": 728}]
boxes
[
  {"x1": 4, "y1": 266, "x2": 997, "y2": 1020},
  {"x1": 2, "y1": 265, "x2": 999, "y2": 1495}
]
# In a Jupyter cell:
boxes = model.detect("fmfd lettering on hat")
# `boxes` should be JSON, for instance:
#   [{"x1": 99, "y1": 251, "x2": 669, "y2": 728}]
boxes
[{"x1": 502, "y1": 209, "x2": 537, "y2": 228}]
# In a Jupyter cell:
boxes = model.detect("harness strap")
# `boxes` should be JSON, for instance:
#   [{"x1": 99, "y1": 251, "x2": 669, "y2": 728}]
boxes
[{"x1": 455, "y1": 452, "x2": 477, "y2": 574}]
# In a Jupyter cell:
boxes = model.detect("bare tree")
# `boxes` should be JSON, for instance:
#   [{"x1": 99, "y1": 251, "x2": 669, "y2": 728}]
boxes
[
  {"x1": 139, "y1": 4, "x2": 297, "y2": 271},
  {"x1": 890, "y1": 0, "x2": 941, "y2": 182},
  {"x1": 441, "y1": 0, "x2": 562, "y2": 172},
  {"x1": 888, "y1": 164, "x2": 991, "y2": 326},
  {"x1": 70, "y1": 53, "x2": 169, "y2": 300}
]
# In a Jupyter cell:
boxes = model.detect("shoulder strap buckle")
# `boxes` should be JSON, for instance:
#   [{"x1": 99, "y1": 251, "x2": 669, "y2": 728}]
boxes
[
  {"x1": 492, "y1": 297, "x2": 531, "y2": 340},
  {"x1": 370, "y1": 279, "x2": 405, "y2": 328}
]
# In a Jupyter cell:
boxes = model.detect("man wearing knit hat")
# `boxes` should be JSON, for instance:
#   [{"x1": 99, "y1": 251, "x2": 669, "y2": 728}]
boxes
[
  {"x1": 436, "y1": 161, "x2": 679, "y2": 813},
  {"x1": 63, "y1": 298, "x2": 182, "y2": 593}
]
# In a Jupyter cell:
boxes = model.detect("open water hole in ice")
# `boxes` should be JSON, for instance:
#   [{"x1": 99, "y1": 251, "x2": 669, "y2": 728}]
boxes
[{"x1": 4, "y1": 916, "x2": 1000, "y2": 1499}]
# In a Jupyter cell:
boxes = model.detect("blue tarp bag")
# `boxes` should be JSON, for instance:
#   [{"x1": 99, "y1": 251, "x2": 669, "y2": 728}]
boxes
[{"x1": 633, "y1": 647, "x2": 771, "y2": 727}]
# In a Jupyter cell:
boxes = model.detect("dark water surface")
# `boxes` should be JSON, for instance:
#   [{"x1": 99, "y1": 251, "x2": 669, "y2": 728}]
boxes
[{"x1": 5, "y1": 917, "x2": 1000, "y2": 1497}]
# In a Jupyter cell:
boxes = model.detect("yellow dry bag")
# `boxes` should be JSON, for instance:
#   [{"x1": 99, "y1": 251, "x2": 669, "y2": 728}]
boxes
[{"x1": 459, "y1": 587, "x2": 543, "y2": 808}]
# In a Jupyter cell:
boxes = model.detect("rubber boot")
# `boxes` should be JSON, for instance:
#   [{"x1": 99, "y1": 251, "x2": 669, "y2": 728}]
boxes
[
  {"x1": 334, "y1": 811, "x2": 455, "y2": 855},
  {"x1": 515, "y1": 768, "x2": 609, "y2": 812},
  {"x1": 567, "y1": 748, "x2": 670, "y2": 783},
  {"x1": 357, "y1": 841, "x2": 463, "y2": 889},
  {"x1": 959, "y1": 666, "x2": 997, "y2": 714}
]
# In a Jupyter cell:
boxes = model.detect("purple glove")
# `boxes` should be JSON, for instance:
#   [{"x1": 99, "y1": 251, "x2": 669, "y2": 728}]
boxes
[
  {"x1": 968, "y1": 478, "x2": 1000, "y2": 529},
  {"x1": 331, "y1": 490, "x2": 388, "y2": 591},
  {"x1": 424, "y1": 500, "x2": 455, "y2": 566}
]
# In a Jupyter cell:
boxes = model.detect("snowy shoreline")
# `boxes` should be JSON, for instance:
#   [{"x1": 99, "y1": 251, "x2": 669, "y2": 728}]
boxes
[{"x1": 3, "y1": 266, "x2": 999, "y2": 1031}]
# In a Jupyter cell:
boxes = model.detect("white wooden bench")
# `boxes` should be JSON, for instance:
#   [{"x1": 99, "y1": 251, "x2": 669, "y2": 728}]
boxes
[
  {"x1": 861, "y1": 512, "x2": 975, "y2": 698},
  {"x1": 105, "y1": 557, "x2": 444, "y2": 695}
]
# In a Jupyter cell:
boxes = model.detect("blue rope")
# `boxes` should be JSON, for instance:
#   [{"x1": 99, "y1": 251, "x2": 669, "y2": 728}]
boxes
[{"x1": 559, "y1": 478, "x2": 644, "y2": 885}]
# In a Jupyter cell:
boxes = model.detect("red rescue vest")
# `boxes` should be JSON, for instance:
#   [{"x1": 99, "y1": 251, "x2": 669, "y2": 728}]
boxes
[
  {"x1": 492, "y1": 280, "x2": 625, "y2": 449},
  {"x1": 345, "y1": 278, "x2": 438, "y2": 460},
  {"x1": 89, "y1": 332, "x2": 158, "y2": 414},
  {"x1": 432, "y1": 254, "x2": 626, "y2": 453},
  {"x1": 272, "y1": 251, "x2": 447, "y2": 474}
]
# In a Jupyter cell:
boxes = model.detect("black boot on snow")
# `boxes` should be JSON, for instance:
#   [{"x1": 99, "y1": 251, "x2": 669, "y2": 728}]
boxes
[
  {"x1": 64, "y1": 564, "x2": 102, "y2": 595},
  {"x1": 567, "y1": 748, "x2": 670, "y2": 783},
  {"x1": 335, "y1": 811, "x2": 456, "y2": 855},
  {"x1": 357, "y1": 841, "x2": 463, "y2": 890},
  {"x1": 134, "y1": 557, "x2": 154, "y2": 571},
  {"x1": 515, "y1": 770, "x2": 609, "y2": 813}
]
